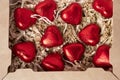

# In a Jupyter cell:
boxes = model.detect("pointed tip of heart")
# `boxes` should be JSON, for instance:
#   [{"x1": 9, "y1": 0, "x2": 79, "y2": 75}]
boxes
[
  {"x1": 40, "y1": 25, "x2": 63, "y2": 48},
  {"x1": 78, "y1": 23, "x2": 101, "y2": 46},
  {"x1": 41, "y1": 52, "x2": 64, "y2": 71},
  {"x1": 14, "y1": 8, "x2": 37, "y2": 30},
  {"x1": 63, "y1": 43, "x2": 85, "y2": 62},
  {"x1": 93, "y1": 44, "x2": 112, "y2": 70},
  {"x1": 12, "y1": 41, "x2": 36, "y2": 63}
]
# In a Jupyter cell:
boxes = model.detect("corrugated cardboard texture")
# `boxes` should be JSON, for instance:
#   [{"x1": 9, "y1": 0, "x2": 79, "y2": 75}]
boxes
[{"x1": 0, "y1": 0, "x2": 120, "y2": 80}]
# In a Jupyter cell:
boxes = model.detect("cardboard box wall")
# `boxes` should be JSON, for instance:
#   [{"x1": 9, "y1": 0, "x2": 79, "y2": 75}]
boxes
[{"x1": 0, "y1": 0, "x2": 120, "y2": 80}]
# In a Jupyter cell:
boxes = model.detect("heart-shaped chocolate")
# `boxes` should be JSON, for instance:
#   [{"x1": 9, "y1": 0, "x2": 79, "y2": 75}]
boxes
[
  {"x1": 14, "y1": 8, "x2": 37, "y2": 30},
  {"x1": 63, "y1": 43, "x2": 85, "y2": 62},
  {"x1": 93, "y1": 44, "x2": 112, "y2": 70},
  {"x1": 35, "y1": 0, "x2": 57, "y2": 21},
  {"x1": 12, "y1": 42, "x2": 36, "y2": 63},
  {"x1": 92, "y1": 0, "x2": 113, "y2": 18},
  {"x1": 41, "y1": 53, "x2": 64, "y2": 71},
  {"x1": 78, "y1": 24, "x2": 101, "y2": 46},
  {"x1": 40, "y1": 25, "x2": 63, "y2": 48},
  {"x1": 61, "y1": 3, "x2": 82, "y2": 25}
]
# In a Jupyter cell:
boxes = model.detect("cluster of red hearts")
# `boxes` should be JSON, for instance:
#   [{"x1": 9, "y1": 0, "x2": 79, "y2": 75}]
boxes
[{"x1": 11, "y1": 0, "x2": 113, "y2": 71}]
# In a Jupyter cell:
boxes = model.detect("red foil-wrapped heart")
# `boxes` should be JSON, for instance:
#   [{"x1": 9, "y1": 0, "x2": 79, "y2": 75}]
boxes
[
  {"x1": 61, "y1": 3, "x2": 82, "y2": 25},
  {"x1": 40, "y1": 25, "x2": 63, "y2": 48},
  {"x1": 35, "y1": 0, "x2": 57, "y2": 21},
  {"x1": 93, "y1": 44, "x2": 112, "y2": 70},
  {"x1": 78, "y1": 24, "x2": 101, "y2": 46},
  {"x1": 12, "y1": 42, "x2": 36, "y2": 63},
  {"x1": 14, "y1": 8, "x2": 37, "y2": 30},
  {"x1": 41, "y1": 53, "x2": 64, "y2": 71},
  {"x1": 92, "y1": 0, "x2": 113, "y2": 18},
  {"x1": 63, "y1": 43, "x2": 85, "y2": 62}
]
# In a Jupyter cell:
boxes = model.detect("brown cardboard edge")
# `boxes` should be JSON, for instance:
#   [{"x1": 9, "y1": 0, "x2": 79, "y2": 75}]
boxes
[
  {"x1": 0, "y1": 0, "x2": 10, "y2": 79},
  {"x1": 0, "y1": 0, "x2": 120, "y2": 80},
  {"x1": 111, "y1": 0, "x2": 120, "y2": 78},
  {"x1": 3, "y1": 69, "x2": 119, "y2": 80}
]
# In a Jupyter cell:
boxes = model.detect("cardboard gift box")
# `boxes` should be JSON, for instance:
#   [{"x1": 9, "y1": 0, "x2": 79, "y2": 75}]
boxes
[{"x1": 0, "y1": 0, "x2": 120, "y2": 80}]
